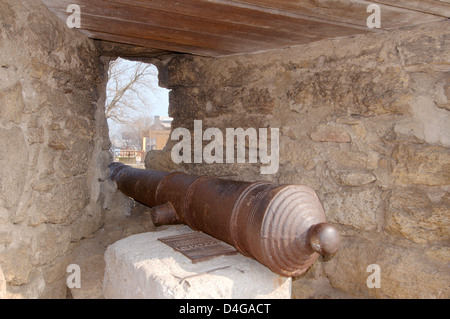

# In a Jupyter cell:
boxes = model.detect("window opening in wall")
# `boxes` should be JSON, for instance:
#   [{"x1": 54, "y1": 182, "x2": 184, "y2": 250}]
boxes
[{"x1": 105, "y1": 58, "x2": 171, "y2": 167}]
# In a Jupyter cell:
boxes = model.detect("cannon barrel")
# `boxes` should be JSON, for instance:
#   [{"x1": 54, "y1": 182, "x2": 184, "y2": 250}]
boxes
[{"x1": 109, "y1": 162, "x2": 339, "y2": 277}]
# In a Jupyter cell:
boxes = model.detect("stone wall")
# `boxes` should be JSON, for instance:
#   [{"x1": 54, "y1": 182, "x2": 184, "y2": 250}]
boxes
[
  {"x1": 2, "y1": 0, "x2": 447, "y2": 299},
  {"x1": 148, "y1": 20, "x2": 450, "y2": 298},
  {"x1": 0, "y1": 0, "x2": 112, "y2": 298}
]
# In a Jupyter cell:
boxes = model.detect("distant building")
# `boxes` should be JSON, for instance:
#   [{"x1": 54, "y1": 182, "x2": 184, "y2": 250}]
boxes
[{"x1": 143, "y1": 116, "x2": 173, "y2": 151}]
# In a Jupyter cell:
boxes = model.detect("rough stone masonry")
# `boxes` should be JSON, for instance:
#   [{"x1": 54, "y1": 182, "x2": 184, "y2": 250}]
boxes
[
  {"x1": 147, "y1": 20, "x2": 450, "y2": 298},
  {"x1": 0, "y1": 0, "x2": 113, "y2": 298}
]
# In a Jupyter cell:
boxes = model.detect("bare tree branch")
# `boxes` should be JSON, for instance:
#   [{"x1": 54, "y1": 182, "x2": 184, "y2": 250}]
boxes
[{"x1": 105, "y1": 58, "x2": 158, "y2": 124}]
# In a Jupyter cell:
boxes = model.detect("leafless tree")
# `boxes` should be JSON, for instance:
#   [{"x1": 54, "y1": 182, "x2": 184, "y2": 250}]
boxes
[
  {"x1": 105, "y1": 58, "x2": 158, "y2": 124},
  {"x1": 119, "y1": 116, "x2": 155, "y2": 150}
]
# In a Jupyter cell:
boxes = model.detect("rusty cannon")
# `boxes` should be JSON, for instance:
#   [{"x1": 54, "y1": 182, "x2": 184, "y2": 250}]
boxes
[{"x1": 109, "y1": 162, "x2": 339, "y2": 277}]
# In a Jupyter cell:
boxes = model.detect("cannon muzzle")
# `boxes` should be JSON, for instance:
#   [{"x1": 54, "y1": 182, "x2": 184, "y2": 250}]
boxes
[{"x1": 109, "y1": 162, "x2": 339, "y2": 277}]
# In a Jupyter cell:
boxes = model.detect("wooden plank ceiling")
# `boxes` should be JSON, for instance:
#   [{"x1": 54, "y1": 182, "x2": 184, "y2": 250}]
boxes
[{"x1": 42, "y1": 0, "x2": 449, "y2": 57}]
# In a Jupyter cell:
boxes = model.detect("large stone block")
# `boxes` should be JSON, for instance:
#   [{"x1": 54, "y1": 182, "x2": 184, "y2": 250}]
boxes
[
  {"x1": 392, "y1": 143, "x2": 450, "y2": 186},
  {"x1": 333, "y1": 170, "x2": 377, "y2": 187},
  {"x1": 0, "y1": 241, "x2": 33, "y2": 286},
  {"x1": 323, "y1": 188, "x2": 382, "y2": 231},
  {"x1": 34, "y1": 224, "x2": 72, "y2": 266},
  {"x1": 397, "y1": 32, "x2": 450, "y2": 70},
  {"x1": 60, "y1": 138, "x2": 94, "y2": 177},
  {"x1": 0, "y1": 126, "x2": 29, "y2": 214},
  {"x1": 169, "y1": 87, "x2": 206, "y2": 120},
  {"x1": 103, "y1": 226, "x2": 291, "y2": 299},
  {"x1": 386, "y1": 186, "x2": 449, "y2": 244},
  {"x1": 38, "y1": 176, "x2": 90, "y2": 225},
  {"x1": 285, "y1": 67, "x2": 410, "y2": 117},
  {"x1": 309, "y1": 124, "x2": 352, "y2": 143},
  {"x1": 394, "y1": 95, "x2": 450, "y2": 147},
  {"x1": 323, "y1": 236, "x2": 450, "y2": 299}
]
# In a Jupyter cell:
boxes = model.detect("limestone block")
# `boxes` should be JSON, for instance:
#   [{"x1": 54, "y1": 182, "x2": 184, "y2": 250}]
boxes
[
  {"x1": 0, "y1": 83, "x2": 24, "y2": 125},
  {"x1": 166, "y1": 55, "x2": 201, "y2": 88},
  {"x1": 333, "y1": 170, "x2": 376, "y2": 186},
  {"x1": 168, "y1": 87, "x2": 206, "y2": 119},
  {"x1": 0, "y1": 203, "x2": 9, "y2": 225},
  {"x1": 329, "y1": 149, "x2": 380, "y2": 170},
  {"x1": 34, "y1": 224, "x2": 72, "y2": 266},
  {"x1": 103, "y1": 226, "x2": 292, "y2": 299},
  {"x1": 0, "y1": 126, "x2": 29, "y2": 214},
  {"x1": 60, "y1": 139, "x2": 94, "y2": 177},
  {"x1": 392, "y1": 143, "x2": 450, "y2": 186},
  {"x1": 285, "y1": 67, "x2": 409, "y2": 116},
  {"x1": 397, "y1": 33, "x2": 450, "y2": 70},
  {"x1": 394, "y1": 95, "x2": 450, "y2": 147},
  {"x1": 323, "y1": 236, "x2": 450, "y2": 299},
  {"x1": 33, "y1": 176, "x2": 90, "y2": 225},
  {"x1": 386, "y1": 186, "x2": 449, "y2": 244},
  {"x1": 309, "y1": 124, "x2": 351, "y2": 143},
  {"x1": 241, "y1": 88, "x2": 275, "y2": 114}
]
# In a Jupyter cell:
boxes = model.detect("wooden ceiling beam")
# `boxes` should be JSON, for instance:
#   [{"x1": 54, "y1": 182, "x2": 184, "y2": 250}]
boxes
[
  {"x1": 42, "y1": 0, "x2": 368, "y2": 56},
  {"x1": 82, "y1": 30, "x2": 232, "y2": 56},
  {"x1": 41, "y1": 0, "x2": 447, "y2": 57},
  {"x1": 227, "y1": 0, "x2": 445, "y2": 28},
  {"x1": 43, "y1": 0, "x2": 321, "y2": 48},
  {"x1": 103, "y1": 0, "x2": 370, "y2": 31}
]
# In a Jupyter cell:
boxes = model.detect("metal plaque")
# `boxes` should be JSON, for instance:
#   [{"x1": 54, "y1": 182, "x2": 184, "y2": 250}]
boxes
[{"x1": 158, "y1": 232, "x2": 238, "y2": 263}]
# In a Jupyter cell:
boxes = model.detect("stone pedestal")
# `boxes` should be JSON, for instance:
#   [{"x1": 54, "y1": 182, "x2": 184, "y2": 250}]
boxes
[{"x1": 103, "y1": 225, "x2": 291, "y2": 299}]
